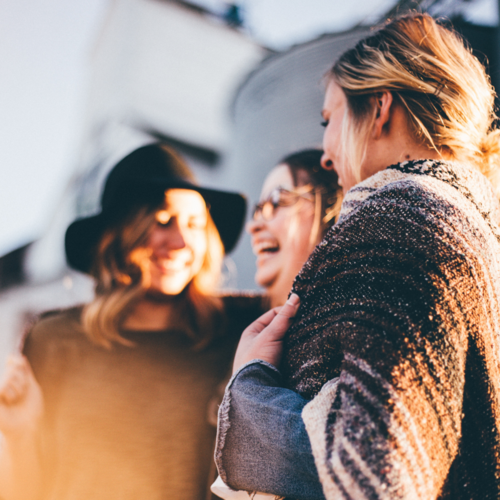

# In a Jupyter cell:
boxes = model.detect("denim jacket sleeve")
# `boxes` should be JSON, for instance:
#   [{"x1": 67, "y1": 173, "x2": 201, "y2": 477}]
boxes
[{"x1": 215, "y1": 360, "x2": 326, "y2": 500}]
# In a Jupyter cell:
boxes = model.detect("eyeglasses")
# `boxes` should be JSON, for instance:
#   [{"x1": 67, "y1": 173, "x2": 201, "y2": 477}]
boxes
[{"x1": 252, "y1": 187, "x2": 314, "y2": 221}]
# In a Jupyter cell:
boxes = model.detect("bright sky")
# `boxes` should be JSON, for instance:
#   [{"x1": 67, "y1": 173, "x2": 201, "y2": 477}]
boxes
[{"x1": 0, "y1": 0, "x2": 497, "y2": 256}]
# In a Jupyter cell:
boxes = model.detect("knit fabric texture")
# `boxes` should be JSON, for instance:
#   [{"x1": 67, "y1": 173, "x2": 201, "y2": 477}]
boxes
[{"x1": 283, "y1": 160, "x2": 500, "y2": 499}]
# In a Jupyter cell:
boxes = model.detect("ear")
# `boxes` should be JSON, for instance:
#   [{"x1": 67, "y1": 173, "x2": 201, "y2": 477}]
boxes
[{"x1": 371, "y1": 91, "x2": 393, "y2": 140}]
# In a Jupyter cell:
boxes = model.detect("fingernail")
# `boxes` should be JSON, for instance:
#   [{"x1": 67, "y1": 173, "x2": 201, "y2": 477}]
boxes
[{"x1": 287, "y1": 293, "x2": 300, "y2": 306}]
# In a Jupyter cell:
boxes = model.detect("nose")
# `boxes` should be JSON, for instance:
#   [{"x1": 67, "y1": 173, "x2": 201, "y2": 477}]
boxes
[
  {"x1": 321, "y1": 153, "x2": 334, "y2": 171},
  {"x1": 246, "y1": 217, "x2": 264, "y2": 235},
  {"x1": 160, "y1": 219, "x2": 187, "y2": 251}
]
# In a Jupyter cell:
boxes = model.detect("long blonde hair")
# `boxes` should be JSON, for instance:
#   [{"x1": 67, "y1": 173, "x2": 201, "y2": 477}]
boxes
[
  {"x1": 330, "y1": 13, "x2": 500, "y2": 193},
  {"x1": 82, "y1": 196, "x2": 224, "y2": 348}
]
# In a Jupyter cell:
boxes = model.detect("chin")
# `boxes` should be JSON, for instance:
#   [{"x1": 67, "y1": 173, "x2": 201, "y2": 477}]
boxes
[
  {"x1": 150, "y1": 277, "x2": 191, "y2": 297},
  {"x1": 255, "y1": 269, "x2": 277, "y2": 291},
  {"x1": 164, "y1": 284, "x2": 189, "y2": 296}
]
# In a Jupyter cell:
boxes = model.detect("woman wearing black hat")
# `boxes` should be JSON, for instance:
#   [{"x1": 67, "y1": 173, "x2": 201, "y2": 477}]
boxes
[{"x1": 0, "y1": 144, "x2": 264, "y2": 500}]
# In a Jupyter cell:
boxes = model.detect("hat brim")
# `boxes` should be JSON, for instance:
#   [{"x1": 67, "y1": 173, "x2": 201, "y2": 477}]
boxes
[{"x1": 65, "y1": 179, "x2": 246, "y2": 274}]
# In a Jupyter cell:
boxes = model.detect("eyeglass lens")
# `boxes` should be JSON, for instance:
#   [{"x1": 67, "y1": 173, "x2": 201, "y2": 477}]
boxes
[{"x1": 252, "y1": 188, "x2": 311, "y2": 221}]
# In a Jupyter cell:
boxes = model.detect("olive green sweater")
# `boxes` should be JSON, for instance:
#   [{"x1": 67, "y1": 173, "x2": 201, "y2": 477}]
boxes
[{"x1": 23, "y1": 295, "x2": 264, "y2": 500}]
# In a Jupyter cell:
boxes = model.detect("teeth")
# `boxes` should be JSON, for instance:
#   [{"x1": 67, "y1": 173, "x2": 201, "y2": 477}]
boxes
[
  {"x1": 156, "y1": 260, "x2": 188, "y2": 271},
  {"x1": 253, "y1": 241, "x2": 279, "y2": 255}
]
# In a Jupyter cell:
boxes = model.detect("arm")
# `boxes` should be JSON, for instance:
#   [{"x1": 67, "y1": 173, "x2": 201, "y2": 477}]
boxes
[
  {"x1": 284, "y1": 188, "x2": 475, "y2": 499},
  {"x1": 0, "y1": 356, "x2": 44, "y2": 500},
  {"x1": 216, "y1": 360, "x2": 326, "y2": 500},
  {"x1": 215, "y1": 296, "x2": 326, "y2": 500}
]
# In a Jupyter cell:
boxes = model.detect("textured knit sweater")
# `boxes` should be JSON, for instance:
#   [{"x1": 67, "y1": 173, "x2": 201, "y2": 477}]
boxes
[{"x1": 282, "y1": 160, "x2": 500, "y2": 500}]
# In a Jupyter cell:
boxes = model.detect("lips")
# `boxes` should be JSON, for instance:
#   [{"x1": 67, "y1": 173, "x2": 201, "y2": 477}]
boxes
[
  {"x1": 152, "y1": 257, "x2": 191, "y2": 273},
  {"x1": 252, "y1": 239, "x2": 280, "y2": 256}
]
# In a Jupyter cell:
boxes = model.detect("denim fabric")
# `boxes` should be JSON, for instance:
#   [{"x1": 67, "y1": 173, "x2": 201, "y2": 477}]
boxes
[{"x1": 215, "y1": 360, "x2": 326, "y2": 500}]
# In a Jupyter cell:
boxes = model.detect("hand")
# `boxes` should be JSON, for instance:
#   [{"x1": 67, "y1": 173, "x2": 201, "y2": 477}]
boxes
[
  {"x1": 0, "y1": 356, "x2": 43, "y2": 439},
  {"x1": 233, "y1": 293, "x2": 300, "y2": 374}
]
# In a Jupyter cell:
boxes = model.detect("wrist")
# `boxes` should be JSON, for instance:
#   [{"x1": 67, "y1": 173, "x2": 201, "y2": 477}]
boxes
[{"x1": 0, "y1": 422, "x2": 38, "y2": 447}]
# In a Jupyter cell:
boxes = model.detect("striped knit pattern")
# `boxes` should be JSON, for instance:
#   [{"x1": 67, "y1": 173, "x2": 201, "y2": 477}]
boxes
[{"x1": 283, "y1": 160, "x2": 500, "y2": 499}]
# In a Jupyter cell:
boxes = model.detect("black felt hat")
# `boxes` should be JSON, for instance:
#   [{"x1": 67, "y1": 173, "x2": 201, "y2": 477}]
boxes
[{"x1": 65, "y1": 143, "x2": 247, "y2": 274}]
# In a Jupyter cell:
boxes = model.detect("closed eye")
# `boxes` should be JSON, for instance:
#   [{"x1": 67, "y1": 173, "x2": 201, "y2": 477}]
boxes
[
  {"x1": 156, "y1": 219, "x2": 171, "y2": 228},
  {"x1": 188, "y1": 218, "x2": 207, "y2": 230},
  {"x1": 155, "y1": 210, "x2": 171, "y2": 226}
]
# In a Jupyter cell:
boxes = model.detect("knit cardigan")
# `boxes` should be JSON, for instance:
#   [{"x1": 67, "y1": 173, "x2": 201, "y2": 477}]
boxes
[{"x1": 282, "y1": 159, "x2": 500, "y2": 500}]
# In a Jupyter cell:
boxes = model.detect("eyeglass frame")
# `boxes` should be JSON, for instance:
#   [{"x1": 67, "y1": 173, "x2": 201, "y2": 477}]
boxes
[{"x1": 251, "y1": 186, "x2": 316, "y2": 221}]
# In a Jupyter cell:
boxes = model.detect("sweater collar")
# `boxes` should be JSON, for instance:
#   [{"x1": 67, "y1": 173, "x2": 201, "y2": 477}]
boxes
[{"x1": 340, "y1": 159, "x2": 500, "y2": 232}]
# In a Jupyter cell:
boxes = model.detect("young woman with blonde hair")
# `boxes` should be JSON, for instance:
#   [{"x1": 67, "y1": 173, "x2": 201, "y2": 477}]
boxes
[
  {"x1": 0, "y1": 143, "x2": 264, "y2": 500},
  {"x1": 215, "y1": 13, "x2": 500, "y2": 500}
]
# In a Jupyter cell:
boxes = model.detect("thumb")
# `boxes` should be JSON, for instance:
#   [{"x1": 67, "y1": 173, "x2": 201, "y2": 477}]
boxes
[
  {"x1": 263, "y1": 293, "x2": 300, "y2": 342},
  {"x1": 277, "y1": 293, "x2": 300, "y2": 319}
]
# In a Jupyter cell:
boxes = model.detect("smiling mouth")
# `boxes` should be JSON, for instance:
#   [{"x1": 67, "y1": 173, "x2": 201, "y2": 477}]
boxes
[
  {"x1": 253, "y1": 240, "x2": 280, "y2": 256},
  {"x1": 153, "y1": 259, "x2": 190, "y2": 273}
]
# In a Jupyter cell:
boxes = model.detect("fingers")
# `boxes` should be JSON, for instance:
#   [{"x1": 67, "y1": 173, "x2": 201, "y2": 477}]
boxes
[
  {"x1": 233, "y1": 294, "x2": 301, "y2": 372},
  {"x1": 0, "y1": 355, "x2": 30, "y2": 405},
  {"x1": 259, "y1": 294, "x2": 301, "y2": 343},
  {"x1": 243, "y1": 293, "x2": 300, "y2": 339},
  {"x1": 242, "y1": 307, "x2": 283, "y2": 338}
]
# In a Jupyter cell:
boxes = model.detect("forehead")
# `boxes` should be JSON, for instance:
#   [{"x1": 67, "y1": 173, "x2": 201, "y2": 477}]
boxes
[
  {"x1": 163, "y1": 188, "x2": 206, "y2": 214},
  {"x1": 261, "y1": 164, "x2": 294, "y2": 199},
  {"x1": 323, "y1": 80, "x2": 347, "y2": 114}
]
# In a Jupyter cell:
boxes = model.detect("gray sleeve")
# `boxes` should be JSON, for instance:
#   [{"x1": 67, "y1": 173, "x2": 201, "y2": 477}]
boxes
[{"x1": 215, "y1": 360, "x2": 326, "y2": 500}]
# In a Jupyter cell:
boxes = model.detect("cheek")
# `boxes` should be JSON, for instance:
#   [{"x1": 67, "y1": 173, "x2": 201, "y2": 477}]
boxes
[
  {"x1": 323, "y1": 122, "x2": 334, "y2": 145},
  {"x1": 284, "y1": 210, "x2": 316, "y2": 255},
  {"x1": 330, "y1": 130, "x2": 343, "y2": 161},
  {"x1": 190, "y1": 234, "x2": 208, "y2": 267},
  {"x1": 270, "y1": 210, "x2": 294, "y2": 238},
  {"x1": 145, "y1": 229, "x2": 161, "y2": 252}
]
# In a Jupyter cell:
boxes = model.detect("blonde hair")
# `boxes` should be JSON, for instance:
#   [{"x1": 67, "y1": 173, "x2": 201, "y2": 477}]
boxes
[
  {"x1": 82, "y1": 196, "x2": 224, "y2": 348},
  {"x1": 330, "y1": 13, "x2": 500, "y2": 192}
]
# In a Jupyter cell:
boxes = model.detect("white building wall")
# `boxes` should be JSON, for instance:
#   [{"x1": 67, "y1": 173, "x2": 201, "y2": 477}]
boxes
[{"x1": 81, "y1": 0, "x2": 266, "y2": 160}]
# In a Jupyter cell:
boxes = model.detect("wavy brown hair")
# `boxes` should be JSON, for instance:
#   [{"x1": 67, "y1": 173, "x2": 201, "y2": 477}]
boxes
[
  {"x1": 329, "y1": 13, "x2": 500, "y2": 192},
  {"x1": 82, "y1": 196, "x2": 224, "y2": 349},
  {"x1": 280, "y1": 149, "x2": 343, "y2": 245}
]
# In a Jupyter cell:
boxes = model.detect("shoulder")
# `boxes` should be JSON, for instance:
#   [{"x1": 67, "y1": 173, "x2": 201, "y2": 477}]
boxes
[
  {"x1": 23, "y1": 306, "x2": 86, "y2": 356},
  {"x1": 296, "y1": 161, "x2": 493, "y2": 295},
  {"x1": 339, "y1": 159, "x2": 498, "y2": 228},
  {"x1": 340, "y1": 172, "x2": 448, "y2": 225},
  {"x1": 22, "y1": 306, "x2": 88, "y2": 385},
  {"x1": 221, "y1": 292, "x2": 267, "y2": 317},
  {"x1": 221, "y1": 292, "x2": 267, "y2": 328},
  {"x1": 28, "y1": 306, "x2": 83, "y2": 337}
]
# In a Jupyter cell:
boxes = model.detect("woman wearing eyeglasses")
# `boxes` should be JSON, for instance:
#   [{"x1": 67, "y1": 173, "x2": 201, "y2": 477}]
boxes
[
  {"x1": 211, "y1": 150, "x2": 341, "y2": 500},
  {"x1": 247, "y1": 150, "x2": 342, "y2": 309}
]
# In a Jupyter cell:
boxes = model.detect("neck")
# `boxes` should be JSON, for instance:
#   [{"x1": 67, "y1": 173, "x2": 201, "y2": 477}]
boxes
[
  {"x1": 266, "y1": 272, "x2": 298, "y2": 308},
  {"x1": 265, "y1": 242, "x2": 319, "y2": 309},
  {"x1": 393, "y1": 143, "x2": 444, "y2": 165},
  {"x1": 122, "y1": 294, "x2": 178, "y2": 331},
  {"x1": 267, "y1": 288, "x2": 288, "y2": 309},
  {"x1": 362, "y1": 102, "x2": 449, "y2": 182}
]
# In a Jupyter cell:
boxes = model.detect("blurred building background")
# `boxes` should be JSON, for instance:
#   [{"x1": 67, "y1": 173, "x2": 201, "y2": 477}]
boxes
[{"x1": 0, "y1": 0, "x2": 497, "y2": 366}]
